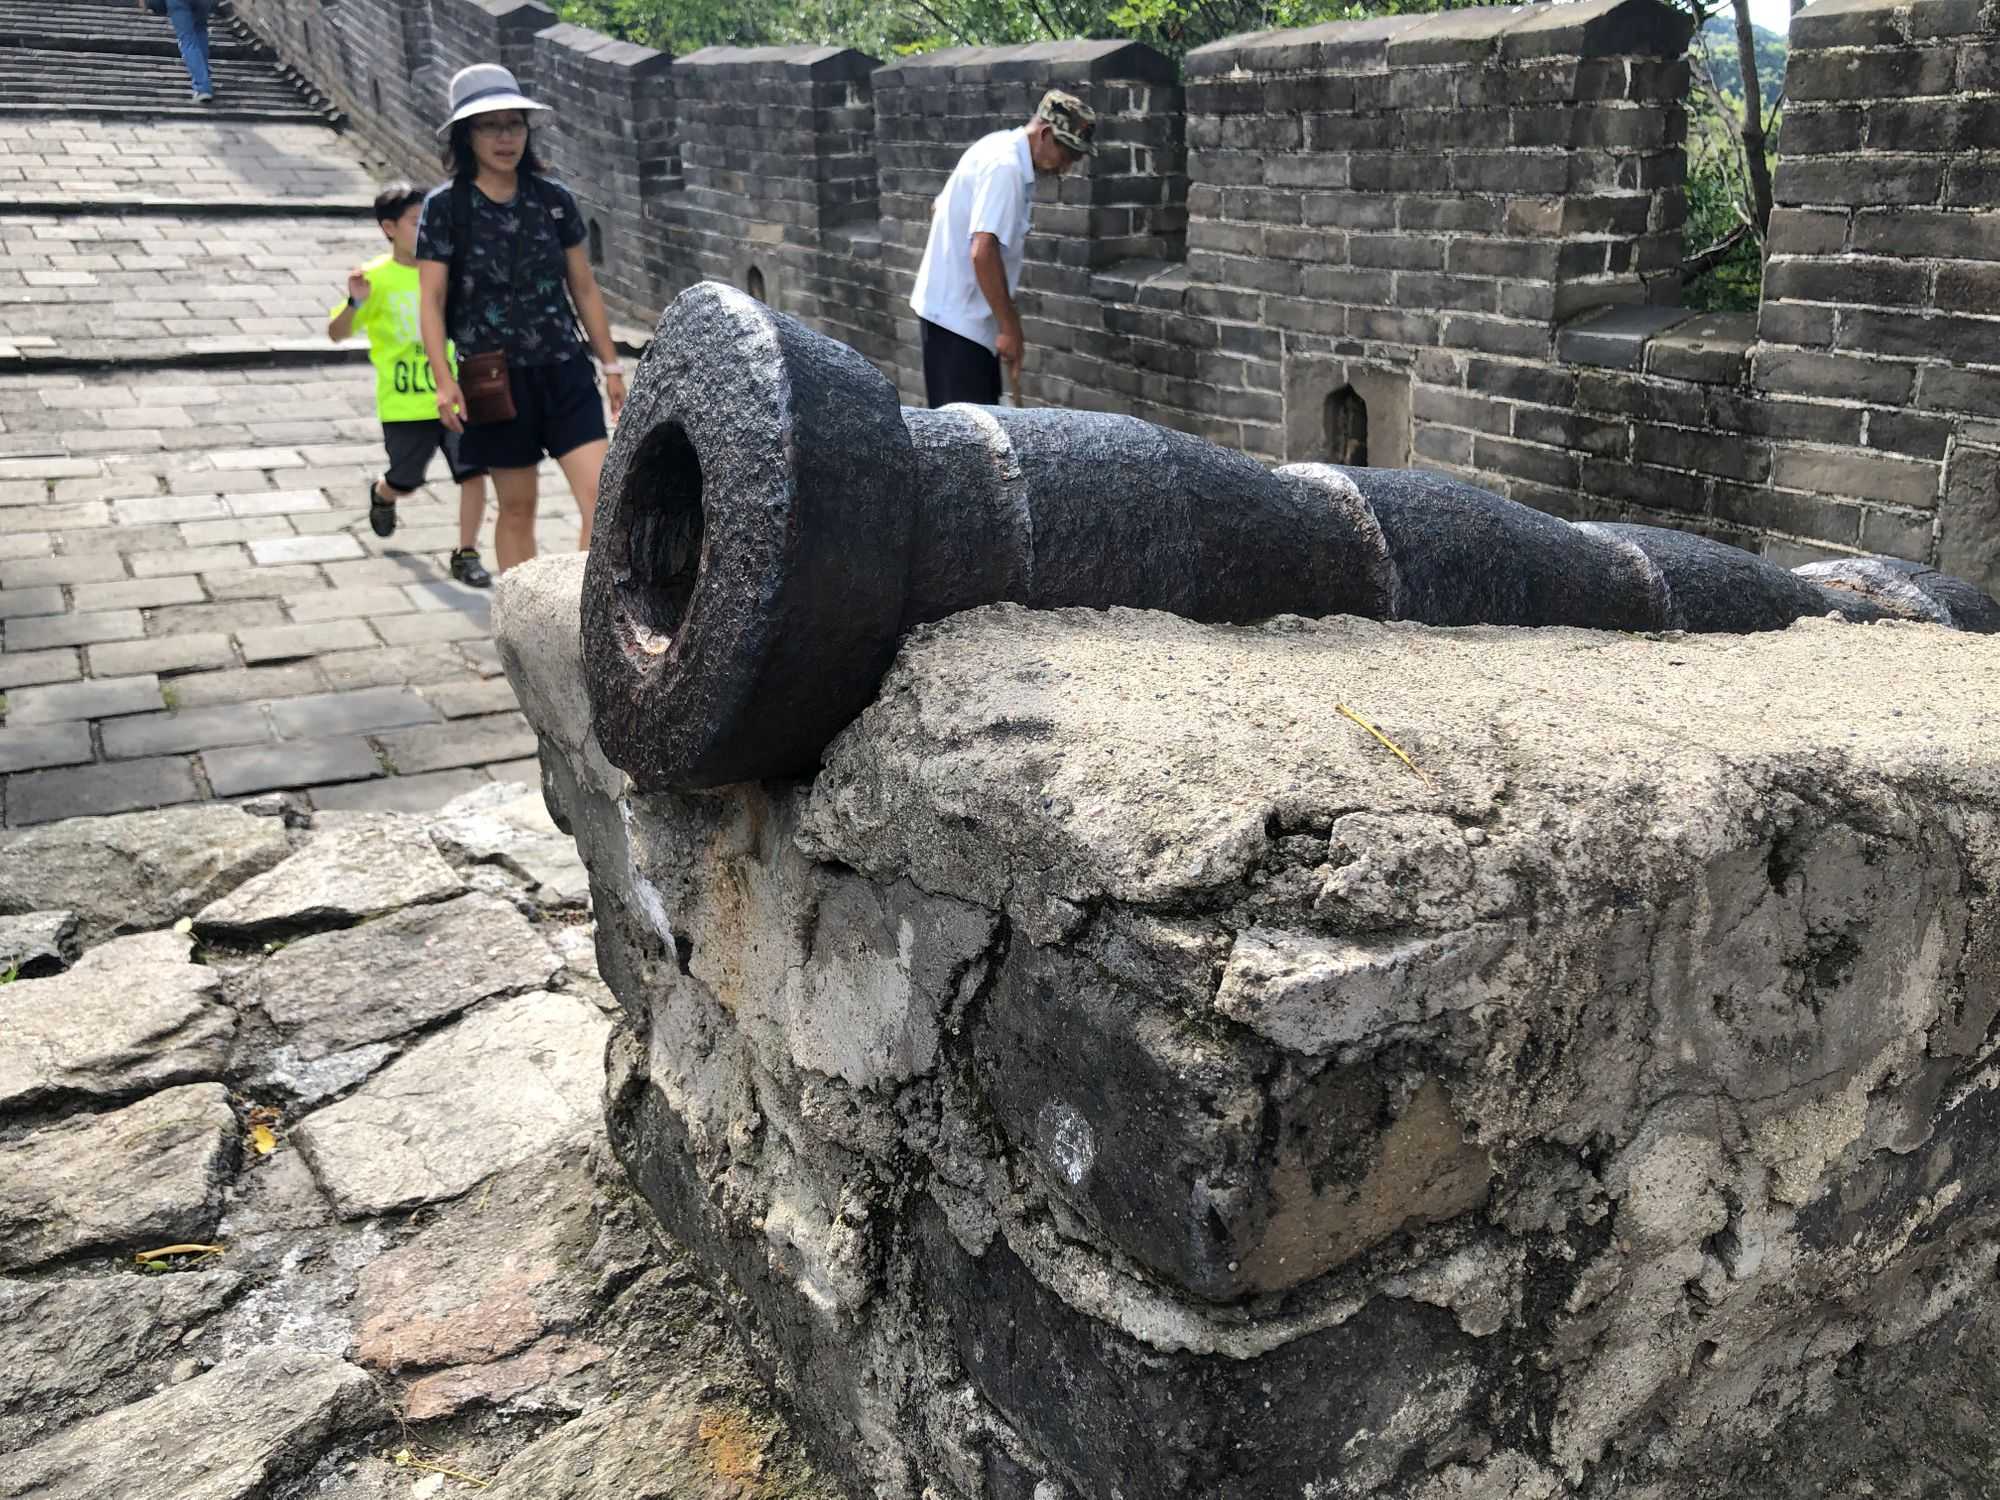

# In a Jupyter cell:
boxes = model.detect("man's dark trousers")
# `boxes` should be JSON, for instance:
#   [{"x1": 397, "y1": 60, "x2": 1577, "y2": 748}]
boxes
[{"x1": 921, "y1": 318, "x2": 1002, "y2": 408}]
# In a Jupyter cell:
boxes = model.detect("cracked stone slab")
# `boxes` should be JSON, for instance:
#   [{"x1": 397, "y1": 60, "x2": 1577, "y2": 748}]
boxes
[
  {"x1": 0, "y1": 1270, "x2": 245, "y2": 1452},
  {"x1": 194, "y1": 814, "x2": 464, "y2": 939},
  {"x1": 242, "y1": 891, "x2": 562, "y2": 1061},
  {"x1": 0, "y1": 803, "x2": 292, "y2": 944},
  {"x1": 353, "y1": 1147, "x2": 609, "y2": 1376},
  {"x1": 0, "y1": 1348, "x2": 386, "y2": 1500},
  {"x1": 0, "y1": 1082, "x2": 239, "y2": 1270},
  {"x1": 0, "y1": 909, "x2": 76, "y2": 977},
  {"x1": 483, "y1": 1371, "x2": 843, "y2": 1500},
  {"x1": 432, "y1": 784, "x2": 591, "y2": 906},
  {"x1": 294, "y1": 991, "x2": 611, "y2": 1218},
  {"x1": 0, "y1": 929, "x2": 234, "y2": 1111},
  {"x1": 405, "y1": 1333, "x2": 609, "y2": 1420}
]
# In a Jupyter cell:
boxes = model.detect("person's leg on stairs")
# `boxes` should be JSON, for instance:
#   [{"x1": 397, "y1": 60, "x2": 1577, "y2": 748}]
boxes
[{"x1": 164, "y1": 0, "x2": 214, "y2": 100}]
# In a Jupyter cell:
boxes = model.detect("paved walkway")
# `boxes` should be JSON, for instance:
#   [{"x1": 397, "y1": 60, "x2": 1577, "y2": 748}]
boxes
[{"x1": 0, "y1": 42, "x2": 610, "y2": 824}]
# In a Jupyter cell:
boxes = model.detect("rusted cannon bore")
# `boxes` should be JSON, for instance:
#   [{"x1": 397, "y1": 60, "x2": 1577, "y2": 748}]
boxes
[{"x1": 581, "y1": 283, "x2": 2000, "y2": 790}]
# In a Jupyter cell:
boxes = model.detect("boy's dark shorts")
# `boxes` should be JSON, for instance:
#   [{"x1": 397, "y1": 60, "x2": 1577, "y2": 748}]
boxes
[
  {"x1": 381, "y1": 419, "x2": 486, "y2": 494},
  {"x1": 457, "y1": 356, "x2": 608, "y2": 472}
]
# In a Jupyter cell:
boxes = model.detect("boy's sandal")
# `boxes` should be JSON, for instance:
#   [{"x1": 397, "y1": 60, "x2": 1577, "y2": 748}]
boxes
[
  {"x1": 368, "y1": 483, "x2": 398, "y2": 538},
  {"x1": 450, "y1": 548, "x2": 493, "y2": 589}
]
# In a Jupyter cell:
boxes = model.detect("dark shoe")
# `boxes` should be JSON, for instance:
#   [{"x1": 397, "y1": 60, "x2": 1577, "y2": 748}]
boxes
[
  {"x1": 450, "y1": 548, "x2": 492, "y2": 588},
  {"x1": 368, "y1": 482, "x2": 397, "y2": 538},
  {"x1": 193, "y1": 90, "x2": 214, "y2": 104}
]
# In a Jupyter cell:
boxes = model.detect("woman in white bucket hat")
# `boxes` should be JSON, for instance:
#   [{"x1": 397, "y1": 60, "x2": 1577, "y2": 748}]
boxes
[{"x1": 413, "y1": 64, "x2": 626, "y2": 574}]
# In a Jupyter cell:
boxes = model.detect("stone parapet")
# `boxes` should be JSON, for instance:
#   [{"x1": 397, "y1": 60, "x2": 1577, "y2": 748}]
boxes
[
  {"x1": 1760, "y1": 0, "x2": 2000, "y2": 588},
  {"x1": 500, "y1": 543, "x2": 2000, "y2": 1498},
  {"x1": 229, "y1": 0, "x2": 2000, "y2": 593}
]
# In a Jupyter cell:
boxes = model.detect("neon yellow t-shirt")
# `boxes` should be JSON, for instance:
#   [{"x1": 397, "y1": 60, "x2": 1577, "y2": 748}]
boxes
[{"x1": 333, "y1": 253, "x2": 455, "y2": 424}]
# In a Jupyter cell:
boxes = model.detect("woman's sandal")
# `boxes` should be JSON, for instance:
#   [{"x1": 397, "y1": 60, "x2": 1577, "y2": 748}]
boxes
[{"x1": 368, "y1": 483, "x2": 398, "y2": 538}]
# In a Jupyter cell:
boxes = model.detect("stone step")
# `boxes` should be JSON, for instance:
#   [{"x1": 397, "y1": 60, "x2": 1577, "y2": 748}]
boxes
[
  {"x1": 0, "y1": 0, "x2": 267, "y2": 59},
  {"x1": 0, "y1": 23, "x2": 267, "y2": 62},
  {"x1": 0, "y1": 47, "x2": 335, "y2": 120},
  {"x1": 0, "y1": 0, "x2": 337, "y2": 124}
]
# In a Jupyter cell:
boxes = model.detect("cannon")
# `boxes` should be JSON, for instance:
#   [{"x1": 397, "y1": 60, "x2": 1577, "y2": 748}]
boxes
[{"x1": 582, "y1": 284, "x2": 2000, "y2": 790}]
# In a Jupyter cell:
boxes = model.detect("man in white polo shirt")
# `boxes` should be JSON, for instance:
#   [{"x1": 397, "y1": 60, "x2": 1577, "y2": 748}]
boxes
[{"x1": 910, "y1": 89, "x2": 1097, "y2": 408}]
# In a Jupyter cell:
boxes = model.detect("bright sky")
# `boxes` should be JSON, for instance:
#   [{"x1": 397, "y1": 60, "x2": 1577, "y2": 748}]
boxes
[{"x1": 1745, "y1": 0, "x2": 1793, "y2": 35}]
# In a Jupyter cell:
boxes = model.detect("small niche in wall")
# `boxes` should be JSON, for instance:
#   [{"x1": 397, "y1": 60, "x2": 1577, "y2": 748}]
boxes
[
  {"x1": 589, "y1": 219, "x2": 604, "y2": 266},
  {"x1": 746, "y1": 265, "x2": 766, "y2": 302},
  {"x1": 1325, "y1": 386, "x2": 1369, "y2": 467},
  {"x1": 1282, "y1": 359, "x2": 1411, "y2": 469},
  {"x1": 370, "y1": 77, "x2": 382, "y2": 114}
]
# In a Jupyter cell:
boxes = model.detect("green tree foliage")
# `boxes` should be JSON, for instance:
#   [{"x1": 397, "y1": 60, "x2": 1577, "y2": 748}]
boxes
[{"x1": 554, "y1": 0, "x2": 1517, "y2": 58}]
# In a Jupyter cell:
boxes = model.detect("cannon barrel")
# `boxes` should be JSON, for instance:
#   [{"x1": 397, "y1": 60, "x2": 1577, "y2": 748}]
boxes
[{"x1": 582, "y1": 284, "x2": 2000, "y2": 791}]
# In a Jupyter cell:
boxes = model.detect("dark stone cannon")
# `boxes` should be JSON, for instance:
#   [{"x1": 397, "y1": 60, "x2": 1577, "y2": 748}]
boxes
[{"x1": 584, "y1": 284, "x2": 2000, "y2": 790}]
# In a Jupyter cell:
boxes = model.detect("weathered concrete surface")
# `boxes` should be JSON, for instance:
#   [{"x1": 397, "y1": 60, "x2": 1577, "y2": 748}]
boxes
[
  {"x1": 0, "y1": 1083, "x2": 239, "y2": 1270},
  {"x1": 0, "y1": 1348, "x2": 384, "y2": 1500},
  {"x1": 293, "y1": 990, "x2": 611, "y2": 1217},
  {"x1": 0, "y1": 930, "x2": 232, "y2": 1110},
  {"x1": 0, "y1": 804, "x2": 292, "y2": 943},
  {"x1": 506, "y1": 549, "x2": 2000, "y2": 1499}
]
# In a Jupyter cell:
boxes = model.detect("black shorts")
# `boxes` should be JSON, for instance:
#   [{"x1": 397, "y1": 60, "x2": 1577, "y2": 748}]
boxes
[
  {"x1": 457, "y1": 355, "x2": 608, "y2": 472},
  {"x1": 381, "y1": 419, "x2": 486, "y2": 493},
  {"x1": 921, "y1": 319, "x2": 1001, "y2": 408}
]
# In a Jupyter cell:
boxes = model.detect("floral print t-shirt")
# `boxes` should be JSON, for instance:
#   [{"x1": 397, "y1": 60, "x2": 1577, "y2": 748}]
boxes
[{"x1": 416, "y1": 175, "x2": 587, "y2": 366}]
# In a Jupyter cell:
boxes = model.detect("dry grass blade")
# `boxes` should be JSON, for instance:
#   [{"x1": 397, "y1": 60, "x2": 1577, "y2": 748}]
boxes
[
  {"x1": 392, "y1": 1448, "x2": 493, "y2": 1489},
  {"x1": 134, "y1": 1243, "x2": 224, "y2": 1262},
  {"x1": 1336, "y1": 702, "x2": 1436, "y2": 787}
]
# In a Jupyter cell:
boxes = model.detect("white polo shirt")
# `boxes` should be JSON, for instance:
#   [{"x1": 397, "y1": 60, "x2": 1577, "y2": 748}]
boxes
[{"x1": 910, "y1": 127, "x2": 1034, "y2": 354}]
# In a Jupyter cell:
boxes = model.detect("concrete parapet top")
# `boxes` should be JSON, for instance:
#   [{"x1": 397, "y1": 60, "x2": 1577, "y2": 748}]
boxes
[
  {"x1": 874, "y1": 37, "x2": 1178, "y2": 86},
  {"x1": 1791, "y1": 0, "x2": 1991, "y2": 48},
  {"x1": 676, "y1": 44, "x2": 881, "y2": 79},
  {"x1": 1187, "y1": 0, "x2": 1692, "y2": 75},
  {"x1": 534, "y1": 21, "x2": 670, "y2": 73},
  {"x1": 470, "y1": 0, "x2": 559, "y2": 32}
]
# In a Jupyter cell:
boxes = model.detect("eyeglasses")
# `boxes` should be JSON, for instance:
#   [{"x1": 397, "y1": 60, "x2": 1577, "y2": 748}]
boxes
[{"x1": 471, "y1": 118, "x2": 529, "y2": 137}]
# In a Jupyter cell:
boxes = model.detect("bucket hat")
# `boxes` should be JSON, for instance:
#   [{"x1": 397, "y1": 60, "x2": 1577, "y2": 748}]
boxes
[
  {"x1": 1035, "y1": 90, "x2": 1097, "y2": 157},
  {"x1": 436, "y1": 63, "x2": 551, "y2": 139}
]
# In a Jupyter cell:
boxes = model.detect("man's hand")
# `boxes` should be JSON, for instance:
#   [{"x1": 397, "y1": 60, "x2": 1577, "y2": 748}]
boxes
[
  {"x1": 996, "y1": 319, "x2": 1025, "y2": 383},
  {"x1": 436, "y1": 376, "x2": 466, "y2": 434},
  {"x1": 345, "y1": 268, "x2": 370, "y2": 306}
]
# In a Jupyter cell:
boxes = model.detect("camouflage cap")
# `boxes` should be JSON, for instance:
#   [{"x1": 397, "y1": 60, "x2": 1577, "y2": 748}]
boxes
[{"x1": 1035, "y1": 89, "x2": 1097, "y2": 157}]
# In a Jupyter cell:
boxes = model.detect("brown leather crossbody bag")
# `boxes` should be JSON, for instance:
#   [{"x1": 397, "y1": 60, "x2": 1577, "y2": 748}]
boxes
[
  {"x1": 457, "y1": 350, "x2": 515, "y2": 425},
  {"x1": 445, "y1": 178, "x2": 537, "y2": 427}
]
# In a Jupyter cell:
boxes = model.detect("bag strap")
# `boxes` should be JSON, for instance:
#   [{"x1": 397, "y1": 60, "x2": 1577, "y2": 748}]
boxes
[
  {"x1": 525, "y1": 176, "x2": 590, "y2": 350},
  {"x1": 445, "y1": 177, "x2": 473, "y2": 347}
]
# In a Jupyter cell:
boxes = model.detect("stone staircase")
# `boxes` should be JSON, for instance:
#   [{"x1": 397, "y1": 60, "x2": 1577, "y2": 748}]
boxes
[{"x1": 0, "y1": 0, "x2": 335, "y2": 121}]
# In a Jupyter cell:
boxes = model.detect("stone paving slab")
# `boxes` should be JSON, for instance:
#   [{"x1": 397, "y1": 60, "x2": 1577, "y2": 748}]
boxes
[
  {"x1": 0, "y1": 213, "x2": 383, "y2": 364},
  {"x1": 0, "y1": 96, "x2": 611, "y2": 822},
  {"x1": 0, "y1": 113, "x2": 384, "y2": 208}
]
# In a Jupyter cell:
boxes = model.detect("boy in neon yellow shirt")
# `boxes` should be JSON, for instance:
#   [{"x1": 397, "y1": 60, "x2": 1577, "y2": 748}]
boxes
[{"x1": 329, "y1": 183, "x2": 492, "y2": 588}]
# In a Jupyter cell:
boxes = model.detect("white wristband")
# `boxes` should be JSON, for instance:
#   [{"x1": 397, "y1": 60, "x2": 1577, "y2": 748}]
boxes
[{"x1": 600, "y1": 361, "x2": 624, "y2": 376}]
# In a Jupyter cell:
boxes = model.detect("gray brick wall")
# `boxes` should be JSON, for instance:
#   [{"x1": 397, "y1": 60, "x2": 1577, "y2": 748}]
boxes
[{"x1": 227, "y1": 0, "x2": 2000, "y2": 592}]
